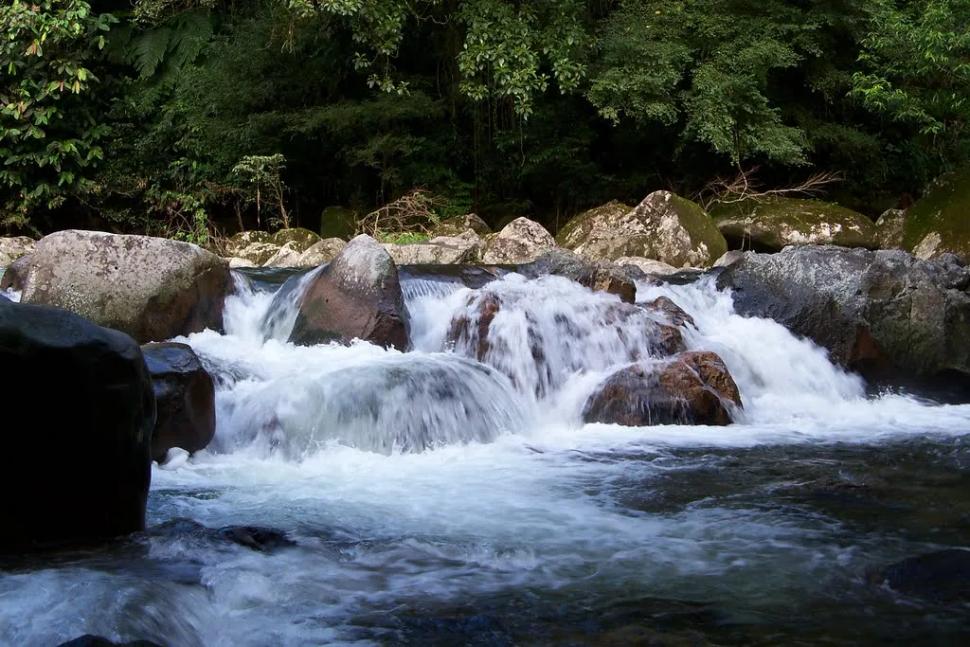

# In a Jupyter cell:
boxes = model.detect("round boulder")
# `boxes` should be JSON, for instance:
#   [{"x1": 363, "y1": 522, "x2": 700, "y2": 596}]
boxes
[
  {"x1": 289, "y1": 234, "x2": 410, "y2": 349},
  {"x1": 271, "y1": 227, "x2": 321, "y2": 253},
  {"x1": 904, "y1": 168, "x2": 970, "y2": 262},
  {"x1": 481, "y1": 217, "x2": 557, "y2": 264},
  {"x1": 712, "y1": 197, "x2": 877, "y2": 252},
  {"x1": 557, "y1": 193, "x2": 727, "y2": 267},
  {"x1": 583, "y1": 351, "x2": 742, "y2": 426},
  {"x1": 0, "y1": 299, "x2": 155, "y2": 550},
  {"x1": 384, "y1": 230, "x2": 483, "y2": 265},
  {"x1": 1, "y1": 230, "x2": 230, "y2": 343},
  {"x1": 298, "y1": 238, "x2": 347, "y2": 266},
  {"x1": 0, "y1": 236, "x2": 35, "y2": 267},
  {"x1": 142, "y1": 342, "x2": 216, "y2": 463},
  {"x1": 433, "y1": 213, "x2": 492, "y2": 238}
]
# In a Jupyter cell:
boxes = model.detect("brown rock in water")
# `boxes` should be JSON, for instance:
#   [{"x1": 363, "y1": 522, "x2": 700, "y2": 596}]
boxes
[
  {"x1": 641, "y1": 296, "x2": 695, "y2": 328},
  {"x1": 1, "y1": 230, "x2": 229, "y2": 343},
  {"x1": 447, "y1": 291, "x2": 502, "y2": 360},
  {"x1": 289, "y1": 234, "x2": 410, "y2": 349},
  {"x1": 583, "y1": 351, "x2": 741, "y2": 426},
  {"x1": 142, "y1": 342, "x2": 216, "y2": 463}
]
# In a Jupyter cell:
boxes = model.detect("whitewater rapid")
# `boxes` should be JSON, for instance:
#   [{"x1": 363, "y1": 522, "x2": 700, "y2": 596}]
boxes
[{"x1": 3, "y1": 267, "x2": 970, "y2": 646}]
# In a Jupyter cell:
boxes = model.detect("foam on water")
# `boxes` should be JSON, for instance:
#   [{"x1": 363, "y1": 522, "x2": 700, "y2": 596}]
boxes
[{"x1": 4, "y1": 268, "x2": 970, "y2": 645}]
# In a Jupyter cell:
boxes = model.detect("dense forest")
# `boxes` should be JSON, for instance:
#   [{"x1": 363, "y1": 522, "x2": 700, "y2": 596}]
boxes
[{"x1": 2, "y1": 0, "x2": 968, "y2": 240}]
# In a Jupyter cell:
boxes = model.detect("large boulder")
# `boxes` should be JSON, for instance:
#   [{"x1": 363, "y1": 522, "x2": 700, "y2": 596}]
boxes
[
  {"x1": 0, "y1": 300, "x2": 155, "y2": 550},
  {"x1": 481, "y1": 217, "x2": 557, "y2": 264},
  {"x1": 517, "y1": 248, "x2": 638, "y2": 303},
  {"x1": 384, "y1": 230, "x2": 483, "y2": 265},
  {"x1": 904, "y1": 168, "x2": 970, "y2": 261},
  {"x1": 0, "y1": 236, "x2": 35, "y2": 267},
  {"x1": 263, "y1": 241, "x2": 303, "y2": 267},
  {"x1": 289, "y1": 234, "x2": 410, "y2": 349},
  {"x1": 433, "y1": 213, "x2": 491, "y2": 238},
  {"x1": 1, "y1": 230, "x2": 230, "y2": 343},
  {"x1": 583, "y1": 351, "x2": 742, "y2": 426},
  {"x1": 142, "y1": 342, "x2": 216, "y2": 463},
  {"x1": 557, "y1": 193, "x2": 727, "y2": 267},
  {"x1": 712, "y1": 197, "x2": 877, "y2": 252},
  {"x1": 716, "y1": 245, "x2": 970, "y2": 385},
  {"x1": 224, "y1": 230, "x2": 272, "y2": 257}
]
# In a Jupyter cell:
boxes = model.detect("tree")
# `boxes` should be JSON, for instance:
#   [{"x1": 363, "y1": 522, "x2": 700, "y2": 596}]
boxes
[
  {"x1": 852, "y1": 0, "x2": 970, "y2": 181},
  {"x1": 0, "y1": 0, "x2": 115, "y2": 230}
]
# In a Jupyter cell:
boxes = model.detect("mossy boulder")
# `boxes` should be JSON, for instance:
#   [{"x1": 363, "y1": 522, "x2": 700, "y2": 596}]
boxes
[
  {"x1": 557, "y1": 193, "x2": 726, "y2": 267},
  {"x1": 433, "y1": 213, "x2": 492, "y2": 237},
  {"x1": 903, "y1": 168, "x2": 970, "y2": 261},
  {"x1": 271, "y1": 228, "x2": 320, "y2": 253},
  {"x1": 320, "y1": 206, "x2": 358, "y2": 239},
  {"x1": 225, "y1": 231, "x2": 272, "y2": 256},
  {"x1": 712, "y1": 197, "x2": 877, "y2": 252},
  {"x1": 875, "y1": 208, "x2": 906, "y2": 250}
]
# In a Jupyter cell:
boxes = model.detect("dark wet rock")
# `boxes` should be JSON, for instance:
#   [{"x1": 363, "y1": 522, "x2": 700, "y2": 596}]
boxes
[
  {"x1": 877, "y1": 549, "x2": 970, "y2": 602},
  {"x1": 141, "y1": 342, "x2": 216, "y2": 463},
  {"x1": 1, "y1": 230, "x2": 230, "y2": 343},
  {"x1": 58, "y1": 636, "x2": 163, "y2": 647},
  {"x1": 641, "y1": 296, "x2": 695, "y2": 328},
  {"x1": 583, "y1": 351, "x2": 741, "y2": 426},
  {"x1": 448, "y1": 291, "x2": 503, "y2": 360},
  {"x1": 716, "y1": 245, "x2": 970, "y2": 387},
  {"x1": 518, "y1": 248, "x2": 637, "y2": 303},
  {"x1": 398, "y1": 264, "x2": 507, "y2": 290},
  {"x1": 149, "y1": 517, "x2": 295, "y2": 552},
  {"x1": 0, "y1": 300, "x2": 154, "y2": 551},
  {"x1": 289, "y1": 234, "x2": 410, "y2": 350}
]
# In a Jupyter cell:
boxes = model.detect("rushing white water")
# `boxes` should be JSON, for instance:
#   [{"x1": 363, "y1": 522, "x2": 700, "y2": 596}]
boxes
[{"x1": 4, "y1": 268, "x2": 970, "y2": 646}]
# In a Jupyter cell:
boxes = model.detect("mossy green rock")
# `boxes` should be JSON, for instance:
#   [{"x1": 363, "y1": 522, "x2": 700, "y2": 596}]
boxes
[
  {"x1": 557, "y1": 194, "x2": 726, "y2": 267},
  {"x1": 712, "y1": 197, "x2": 877, "y2": 252},
  {"x1": 433, "y1": 213, "x2": 492, "y2": 237},
  {"x1": 271, "y1": 228, "x2": 320, "y2": 253},
  {"x1": 903, "y1": 168, "x2": 970, "y2": 261},
  {"x1": 320, "y1": 206, "x2": 358, "y2": 240}
]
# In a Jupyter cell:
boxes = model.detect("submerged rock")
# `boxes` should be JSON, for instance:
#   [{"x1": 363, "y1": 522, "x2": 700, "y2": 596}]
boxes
[
  {"x1": 716, "y1": 245, "x2": 970, "y2": 387},
  {"x1": 142, "y1": 342, "x2": 216, "y2": 463},
  {"x1": 289, "y1": 234, "x2": 410, "y2": 349},
  {"x1": 518, "y1": 248, "x2": 638, "y2": 303},
  {"x1": 903, "y1": 168, "x2": 970, "y2": 261},
  {"x1": 583, "y1": 352, "x2": 741, "y2": 427},
  {"x1": 877, "y1": 549, "x2": 970, "y2": 603},
  {"x1": 481, "y1": 217, "x2": 557, "y2": 264},
  {"x1": 712, "y1": 197, "x2": 877, "y2": 252},
  {"x1": 557, "y1": 193, "x2": 726, "y2": 267},
  {"x1": 0, "y1": 300, "x2": 154, "y2": 551},
  {"x1": 1, "y1": 230, "x2": 230, "y2": 343},
  {"x1": 149, "y1": 517, "x2": 295, "y2": 553}
]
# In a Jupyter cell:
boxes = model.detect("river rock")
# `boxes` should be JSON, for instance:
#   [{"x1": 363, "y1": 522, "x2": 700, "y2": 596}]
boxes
[
  {"x1": 481, "y1": 217, "x2": 557, "y2": 264},
  {"x1": 298, "y1": 238, "x2": 346, "y2": 266},
  {"x1": 271, "y1": 227, "x2": 321, "y2": 253},
  {"x1": 233, "y1": 241, "x2": 281, "y2": 266},
  {"x1": 557, "y1": 193, "x2": 726, "y2": 267},
  {"x1": 433, "y1": 213, "x2": 491, "y2": 237},
  {"x1": 1, "y1": 230, "x2": 230, "y2": 343},
  {"x1": 142, "y1": 342, "x2": 216, "y2": 463},
  {"x1": 641, "y1": 296, "x2": 695, "y2": 328},
  {"x1": 228, "y1": 257, "x2": 258, "y2": 268},
  {"x1": 225, "y1": 230, "x2": 272, "y2": 256},
  {"x1": 289, "y1": 234, "x2": 410, "y2": 349},
  {"x1": 517, "y1": 248, "x2": 637, "y2": 303},
  {"x1": 875, "y1": 208, "x2": 906, "y2": 249},
  {"x1": 876, "y1": 549, "x2": 970, "y2": 603},
  {"x1": 0, "y1": 299, "x2": 155, "y2": 550},
  {"x1": 716, "y1": 245, "x2": 970, "y2": 385},
  {"x1": 903, "y1": 168, "x2": 970, "y2": 261},
  {"x1": 384, "y1": 230, "x2": 483, "y2": 265},
  {"x1": 614, "y1": 256, "x2": 682, "y2": 276},
  {"x1": 583, "y1": 351, "x2": 741, "y2": 426},
  {"x1": 0, "y1": 236, "x2": 35, "y2": 267},
  {"x1": 712, "y1": 197, "x2": 877, "y2": 252},
  {"x1": 263, "y1": 241, "x2": 304, "y2": 267}
]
